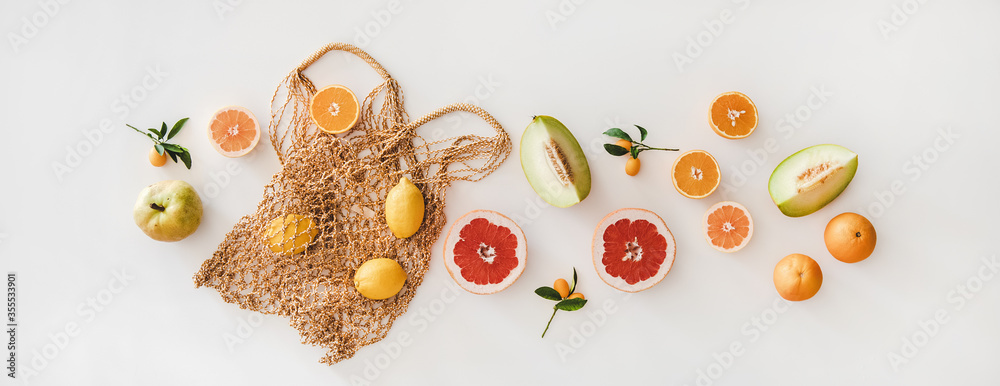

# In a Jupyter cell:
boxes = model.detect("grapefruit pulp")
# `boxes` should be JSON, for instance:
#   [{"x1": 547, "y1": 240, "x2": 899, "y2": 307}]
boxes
[
  {"x1": 592, "y1": 208, "x2": 676, "y2": 292},
  {"x1": 703, "y1": 201, "x2": 753, "y2": 253},
  {"x1": 443, "y1": 210, "x2": 527, "y2": 294}
]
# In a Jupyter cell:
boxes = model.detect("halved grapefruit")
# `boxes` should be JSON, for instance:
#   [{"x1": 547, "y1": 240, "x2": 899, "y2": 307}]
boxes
[
  {"x1": 208, "y1": 105, "x2": 260, "y2": 157},
  {"x1": 443, "y1": 210, "x2": 527, "y2": 295},
  {"x1": 703, "y1": 201, "x2": 753, "y2": 253},
  {"x1": 592, "y1": 208, "x2": 676, "y2": 292}
]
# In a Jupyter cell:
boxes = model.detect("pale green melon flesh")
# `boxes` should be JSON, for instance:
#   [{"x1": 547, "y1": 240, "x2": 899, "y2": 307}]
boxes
[
  {"x1": 520, "y1": 116, "x2": 592, "y2": 208},
  {"x1": 768, "y1": 144, "x2": 858, "y2": 217}
]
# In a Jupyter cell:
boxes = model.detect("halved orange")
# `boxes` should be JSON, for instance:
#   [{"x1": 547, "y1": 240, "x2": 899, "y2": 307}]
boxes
[
  {"x1": 671, "y1": 149, "x2": 720, "y2": 199},
  {"x1": 703, "y1": 201, "x2": 753, "y2": 253},
  {"x1": 310, "y1": 85, "x2": 360, "y2": 134},
  {"x1": 709, "y1": 91, "x2": 757, "y2": 139},
  {"x1": 208, "y1": 105, "x2": 260, "y2": 158}
]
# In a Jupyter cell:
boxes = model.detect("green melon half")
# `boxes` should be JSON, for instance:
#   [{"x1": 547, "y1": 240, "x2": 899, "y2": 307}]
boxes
[{"x1": 768, "y1": 144, "x2": 858, "y2": 217}]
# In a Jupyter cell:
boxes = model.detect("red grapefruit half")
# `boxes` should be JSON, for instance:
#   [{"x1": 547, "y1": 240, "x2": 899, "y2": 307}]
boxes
[
  {"x1": 703, "y1": 201, "x2": 754, "y2": 253},
  {"x1": 443, "y1": 210, "x2": 527, "y2": 295},
  {"x1": 592, "y1": 208, "x2": 676, "y2": 292}
]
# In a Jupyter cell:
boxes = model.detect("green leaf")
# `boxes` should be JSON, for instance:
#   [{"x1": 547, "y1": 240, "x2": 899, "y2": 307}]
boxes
[
  {"x1": 635, "y1": 125, "x2": 648, "y2": 141},
  {"x1": 535, "y1": 287, "x2": 562, "y2": 301},
  {"x1": 630, "y1": 146, "x2": 639, "y2": 159},
  {"x1": 570, "y1": 267, "x2": 578, "y2": 294},
  {"x1": 604, "y1": 144, "x2": 629, "y2": 156},
  {"x1": 167, "y1": 118, "x2": 189, "y2": 140},
  {"x1": 603, "y1": 128, "x2": 632, "y2": 142},
  {"x1": 159, "y1": 122, "x2": 168, "y2": 139},
  {"x1": 554, "y1": 298, "x2": 587, "y2": 312},
  {"x1": 154, "y1": 143, "x2": 164, "y2": 156},
  {"x1": 177, "y1": 150, "x2": 192, "y2": 169},
  {"x1": 161, "y1": 143, "x2": 185, "y2": 153},
  {"x1": 166, "y1": 150, "x2": 178, "y2": 163},
  {"x1": 147, "y1": 128, "x2": 161, "y2": 138}
]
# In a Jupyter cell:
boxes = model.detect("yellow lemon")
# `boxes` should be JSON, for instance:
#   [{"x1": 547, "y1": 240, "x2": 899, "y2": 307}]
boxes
[
  {"x1": 265, "y1": 214, "x2": 318, "y2": 255},
  {"x1": 384, "y1": 177, "x2": 424, "y2": 238},
  {"x1": 354, "y1": 258, "x2": 407, "y2": 300}
]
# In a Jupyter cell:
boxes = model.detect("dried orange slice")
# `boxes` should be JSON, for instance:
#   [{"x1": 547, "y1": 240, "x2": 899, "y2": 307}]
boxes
[
  {"x1": 310, "y1": 85, "x2": 360, "y2": 134},
  {"x1": 703, "y1": 201, "x2": 753, "y2": 253},
  {"x1": 671, "y1": 149, "x2": 720, "y2": 199},
  {"x1": 709, "y1": 91, "x2": 757, "y2": 139},
  {"x1": 208, "y1": 105, "x2": 260, "y2": 157}
]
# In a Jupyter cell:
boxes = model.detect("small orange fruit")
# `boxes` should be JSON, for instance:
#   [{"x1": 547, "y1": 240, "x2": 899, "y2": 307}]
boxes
[
  {"x1": 773, "y1": 253, "x2": 822, "y2": 301},
  {"x1": 208, "y1": 106, "x2": 260, "y2": 157},
  {"x1": 567, "y1": 293, "x2": 584, "y2": 300},
  {"x1": 614, "y1": 139, "x2": 632, "y2": 151},
  {"x1": 553, "y1": 278, "x2": 570, "y2": 299},
  {"x1": 671, "y1": 150, "x2": 720, "y2": 199},
  {"x1": 148, "y1": 147, "x2": 167, "y2": 167},
  {"x1": 709, "y1": 91, "x2": 758, "y2": 139},
  {"x1": 625, "y1": 157, "x2": 641, "y2": 176},
  {"x1": 310, "y1": 85, "x2": 360, "y2": 134},
  {"x1": 824, "y1": 212, "x2": 877, "y2": 263}
]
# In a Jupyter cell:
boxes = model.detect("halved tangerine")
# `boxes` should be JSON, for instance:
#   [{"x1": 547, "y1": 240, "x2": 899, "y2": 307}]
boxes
[
  {"x1": 671, "y1": 149, "x2": 720, "y2": 199},
  {"x1": 703, "y1": 201, "x2": 753, "y2": 253},
  {"x1": 310, "y1": 85, "x2": 360, "y2": 134},
  {"x1": 709, "y1": 91, "x2": 757, "y2": 139},
  {"x1": 208, "y1": 105, "x2": 260, "y2": 158}
]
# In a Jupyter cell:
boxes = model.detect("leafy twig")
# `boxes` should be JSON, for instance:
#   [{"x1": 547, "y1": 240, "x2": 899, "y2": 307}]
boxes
[
  {"x1": 603, "y1": 124, "x2": 679, "y2": 159},
  {"x1": 535, "y1": 267, "x2": 587, "y2": 338},
  {"x1": 129, "y1": 117, "x2": 192, "y2": 169}
]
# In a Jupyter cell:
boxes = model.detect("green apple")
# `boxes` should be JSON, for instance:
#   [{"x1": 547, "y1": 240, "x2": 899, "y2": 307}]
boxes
[
  {"x1": 768, "y1": 144, "x2": 858, "y2": 217},
  {"x1": 133, "y1": 180, "x2": 203, "y2": 242},
  {"x1": 520, "y1": 115, "x2": 591, "y2": 208}
]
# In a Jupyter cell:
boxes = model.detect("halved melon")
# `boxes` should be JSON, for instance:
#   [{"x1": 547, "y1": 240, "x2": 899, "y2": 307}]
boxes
[
  {"x1": 520, "y1": 116, "x2": 592, "y2": 208},
  {"x1": 768, "y1": 144, "x2": 858, "y2": 217}
]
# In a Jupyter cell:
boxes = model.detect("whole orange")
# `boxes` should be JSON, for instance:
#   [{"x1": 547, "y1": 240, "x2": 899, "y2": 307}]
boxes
[
  {"x1": 773, "y1": 253, "x2": 822, "y2": 301},
  {"x1": 824, "y1": 212, "x2": 876, "y2": 263},
  {"x1": 148, "y1": 147, "x2": 167, "y2": 167}
]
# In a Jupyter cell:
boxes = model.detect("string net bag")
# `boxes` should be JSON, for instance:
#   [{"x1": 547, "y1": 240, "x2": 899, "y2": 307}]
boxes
[{"x1": 193, "y1": 42, "x2": 511, "y2": 365}]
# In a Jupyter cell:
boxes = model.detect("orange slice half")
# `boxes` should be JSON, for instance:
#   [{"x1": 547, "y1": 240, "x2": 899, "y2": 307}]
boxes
[
  {"x1": 671, "y1": 149, "x2": 720, "y2": 199},
  {"x1": 703, "y1": 201, "x2": 753, "y2": 253},
  {"x1": 709, "y1": 91, "x2": 758, "y2": 139},
  {"x1": 310, "y1": 85, "x2": 360, "y2": 134}
]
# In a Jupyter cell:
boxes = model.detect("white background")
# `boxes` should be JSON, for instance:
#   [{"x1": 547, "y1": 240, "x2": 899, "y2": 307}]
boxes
[{"x1": 2, "y1": 0, "x2": 999, "y2": 385}]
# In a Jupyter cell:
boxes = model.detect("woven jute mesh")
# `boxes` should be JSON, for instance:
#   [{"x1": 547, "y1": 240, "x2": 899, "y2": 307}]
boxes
[{"x1": 193, "y1": 42, "x2": 511, "y2": 364}]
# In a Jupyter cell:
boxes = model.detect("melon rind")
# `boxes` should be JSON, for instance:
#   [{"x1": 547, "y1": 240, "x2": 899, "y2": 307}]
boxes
[
  {"x1": 768, "y1": 144, "x2": 858, "y2": 217},
  {"x1": 592, "y1": 208, "x2": 676, "y2": 293},
  {"x1": 443, "y1": 210, "x2": 527, "y2": 295}
]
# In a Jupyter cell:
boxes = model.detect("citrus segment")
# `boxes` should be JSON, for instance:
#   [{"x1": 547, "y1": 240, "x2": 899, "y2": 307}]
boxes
[
  {"x1": 310, "y1": 85, "x2": 360, "y2": 134},
  {"x1": 443, "y1": 210, "x2": 527, "y2": 294},
  {"x1": 592, "y1": 208, "x2": 676, "y2": 292},
  {"x1": 208, "y1": 106, "x2": 260, "y2": 157},
  {"x1": 703, "y1": 201, "x2": 753, "y2": 253},
  {"x1": 671, "y1": 150, "x2": 720, "y2": 199},
  {"x1": 709, "y1": 91, "x2": 758, "y2": 139}
]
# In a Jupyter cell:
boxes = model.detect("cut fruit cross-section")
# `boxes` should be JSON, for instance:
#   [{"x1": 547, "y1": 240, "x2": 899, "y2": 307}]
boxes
[
  {"x1": 709, "y1": 91, "x2": 758, "y2": 139},
  {"x1": 310, "y1": 84, "x2": 360, "y2": 134},
  {"x1": 208, "y1": 106, "x2": 260, "y2": 158},
  {"x1": 671, "y1": 149, "x2": 720, "y2": 199},
  {"x1": 592, "y1": 208, "x2": 676, "y2": 292},
  {"x1": 443, "y1": 210, "x2": 527, "y2": 295},
  {"x1": 703, "y1": 201, "x2": 753, "y2": 253}
]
